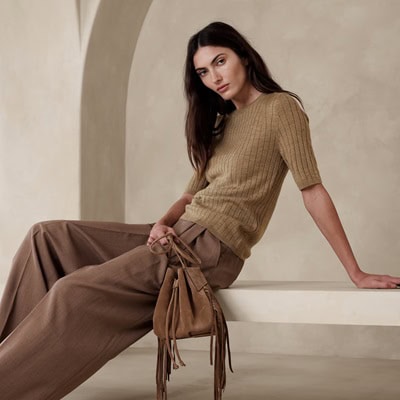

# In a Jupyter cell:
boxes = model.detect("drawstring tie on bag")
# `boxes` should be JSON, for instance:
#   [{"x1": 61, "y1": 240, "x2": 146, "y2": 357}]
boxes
[{"x1": 150, "y1": 233, "x2": 233, "y2": 400}]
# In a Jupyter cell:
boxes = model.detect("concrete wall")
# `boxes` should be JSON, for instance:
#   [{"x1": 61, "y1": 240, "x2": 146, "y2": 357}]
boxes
[
  {"x1": 81, "y1": 0, "x2": 152, "y2": 221},
  {"x1": 126, "y1": 0, "x2": 400, "y2": 282},
  {"x1": 0, "y1": 0, "x2": 82, "y2": 285}
]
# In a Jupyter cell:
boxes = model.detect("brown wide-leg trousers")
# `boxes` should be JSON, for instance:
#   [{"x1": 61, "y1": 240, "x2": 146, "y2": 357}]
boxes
[{"x1": 0, "y1": 218, "x2": 244, "y2": 400}]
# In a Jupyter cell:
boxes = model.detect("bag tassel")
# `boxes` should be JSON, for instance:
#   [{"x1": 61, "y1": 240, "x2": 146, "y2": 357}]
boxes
[
  {"x1": 156, "y1": 288, "x2": 233, "y2": 400},
  {"x1": 165, "y1": 281, "x2": 186, "y2": 369},
  {"x1": 156, "y1": 337, "x2": 171, "y2": 400},
  {"x1": 157, "y1": 281, "x2": 186, "y2": 400},
  {"x1": 207, "y1": 288, "x2": 233, "y2": 400}
]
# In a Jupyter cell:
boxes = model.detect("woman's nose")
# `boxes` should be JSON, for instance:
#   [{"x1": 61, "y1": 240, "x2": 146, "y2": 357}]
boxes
[{"x1": 210, "y1": 70, "x2": 222, "y2": 83}]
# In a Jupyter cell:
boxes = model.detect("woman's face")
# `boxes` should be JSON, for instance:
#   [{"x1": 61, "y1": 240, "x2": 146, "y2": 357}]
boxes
[{"x1": 193, "y1": 46, "x2": 251, "y2": 105}]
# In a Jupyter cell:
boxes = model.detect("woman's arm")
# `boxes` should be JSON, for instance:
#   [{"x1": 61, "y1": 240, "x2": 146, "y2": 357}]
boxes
[
  {"x1": 147, "y1": 192, "x2": 193, "y2": 246},
  {"x1": 301, "y1": 183, "x2": 400, "y2": 289}
]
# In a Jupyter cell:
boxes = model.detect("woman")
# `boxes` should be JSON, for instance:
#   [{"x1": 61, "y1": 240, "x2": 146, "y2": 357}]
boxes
[{"x1": 0, "y1": 21, "x2": 399, "y2": 399}]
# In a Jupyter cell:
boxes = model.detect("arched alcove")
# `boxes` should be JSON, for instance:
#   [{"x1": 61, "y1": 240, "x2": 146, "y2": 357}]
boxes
[{"x1": 80, "y1": 0, "x2": 152, "y2": 221}]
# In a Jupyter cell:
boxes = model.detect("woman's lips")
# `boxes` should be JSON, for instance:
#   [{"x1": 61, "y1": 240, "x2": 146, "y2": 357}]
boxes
[{"x1": 217, "y1": 84, "x2": 229, "y2": 93}]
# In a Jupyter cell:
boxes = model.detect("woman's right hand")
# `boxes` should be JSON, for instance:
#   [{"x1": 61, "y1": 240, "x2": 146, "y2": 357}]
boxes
[{"x1": 147, "y1": 223, "x2": 177, "y2": 247}]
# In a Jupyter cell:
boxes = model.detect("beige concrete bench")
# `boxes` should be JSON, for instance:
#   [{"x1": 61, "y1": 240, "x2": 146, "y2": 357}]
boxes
[{"x1": 215, "y1": 281, "x2": 400, "y2": 326}]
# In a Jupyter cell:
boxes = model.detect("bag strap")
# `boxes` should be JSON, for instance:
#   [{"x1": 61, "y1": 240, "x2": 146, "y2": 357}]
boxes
[{"x1": 149, "y1": 233, "x2": 202, "y2": 267}]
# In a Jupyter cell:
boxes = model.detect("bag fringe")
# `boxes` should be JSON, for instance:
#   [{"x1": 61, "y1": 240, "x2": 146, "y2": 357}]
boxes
[
  {"x1": 207, "y1": 288, "x2": 233, "y2": 400},
  {"x1": 156, "y1": 338, "x2": 171, "y2": 400},
  {"x1": 156, "y1": 288, "x2": 233, "y2": 400}
]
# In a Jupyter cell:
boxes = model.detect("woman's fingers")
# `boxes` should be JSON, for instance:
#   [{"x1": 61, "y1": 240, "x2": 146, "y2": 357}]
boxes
[
  {"x1": 356, "y1": 273, "x2": 400, "y2": 289},
  {"x1": 158, "y1": 227, "x2": 177, "y2": 245},
  {"x1": 377, "y1": 275, "x2": 400, "y2": 288},
  {"x1": 147, "y1": 225, "x2": 177, "y2": 246}
]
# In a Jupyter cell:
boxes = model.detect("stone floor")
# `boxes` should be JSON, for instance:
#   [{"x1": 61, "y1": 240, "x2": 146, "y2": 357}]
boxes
[{"x1": 64, "y1": 347, "x2": 400, "y2": 400}]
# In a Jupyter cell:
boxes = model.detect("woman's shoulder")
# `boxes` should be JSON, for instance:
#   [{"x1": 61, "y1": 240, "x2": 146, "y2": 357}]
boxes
[
  {"x1": 255, "y1": 91, "x2": 303, "y2": 110},
  {"x1": 270, "y1": 91, "x2": 306, "y2": 113}
]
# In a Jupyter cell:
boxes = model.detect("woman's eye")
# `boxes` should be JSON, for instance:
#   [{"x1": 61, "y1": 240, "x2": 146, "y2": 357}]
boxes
[{"x1": 217, "y1": 58, "x2": 225, "y2": 65}]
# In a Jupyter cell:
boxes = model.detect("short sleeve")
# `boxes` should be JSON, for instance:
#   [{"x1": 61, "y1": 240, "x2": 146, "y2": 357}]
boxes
[
  {"x1": 275, "y1": 93, "x2": 322, "y2": 190},
  {"x1": 184, "y1": 170, "x2": 208, "y2": 195}
]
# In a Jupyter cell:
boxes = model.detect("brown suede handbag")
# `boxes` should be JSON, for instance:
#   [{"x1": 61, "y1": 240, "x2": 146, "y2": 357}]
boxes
[{"x1": 149, "y1": 233, "x2": 233, "y2": 400}]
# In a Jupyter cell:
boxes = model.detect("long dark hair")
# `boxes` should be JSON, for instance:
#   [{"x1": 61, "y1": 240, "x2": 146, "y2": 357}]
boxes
[{"x1": 184, "y1": 21, "x2": 305, "y2": 178}]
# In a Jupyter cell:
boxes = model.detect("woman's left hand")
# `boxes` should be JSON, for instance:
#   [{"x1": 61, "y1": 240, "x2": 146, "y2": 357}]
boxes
[
  {"x1": 147, "y1": 223, "x2": 177, "y2": 247},
  {"x1": 353, "y1": 271, "x2": 400, "y2": 289}
]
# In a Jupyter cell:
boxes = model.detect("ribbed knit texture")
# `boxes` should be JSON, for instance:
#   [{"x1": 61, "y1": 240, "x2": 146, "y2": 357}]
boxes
[{"x1": 181, "y1": 92, "x2": 322, "y2": 260}]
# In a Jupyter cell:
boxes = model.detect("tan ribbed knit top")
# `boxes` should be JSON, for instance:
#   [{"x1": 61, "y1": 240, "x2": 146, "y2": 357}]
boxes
[{"x1": 181, "y1": 92, "x2": 322, "y2": 260}]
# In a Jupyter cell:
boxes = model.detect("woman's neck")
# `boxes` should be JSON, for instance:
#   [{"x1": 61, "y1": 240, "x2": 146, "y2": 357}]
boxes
[{"x1": 231, "y1": 86, "x2": 263, "y2": 110}]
